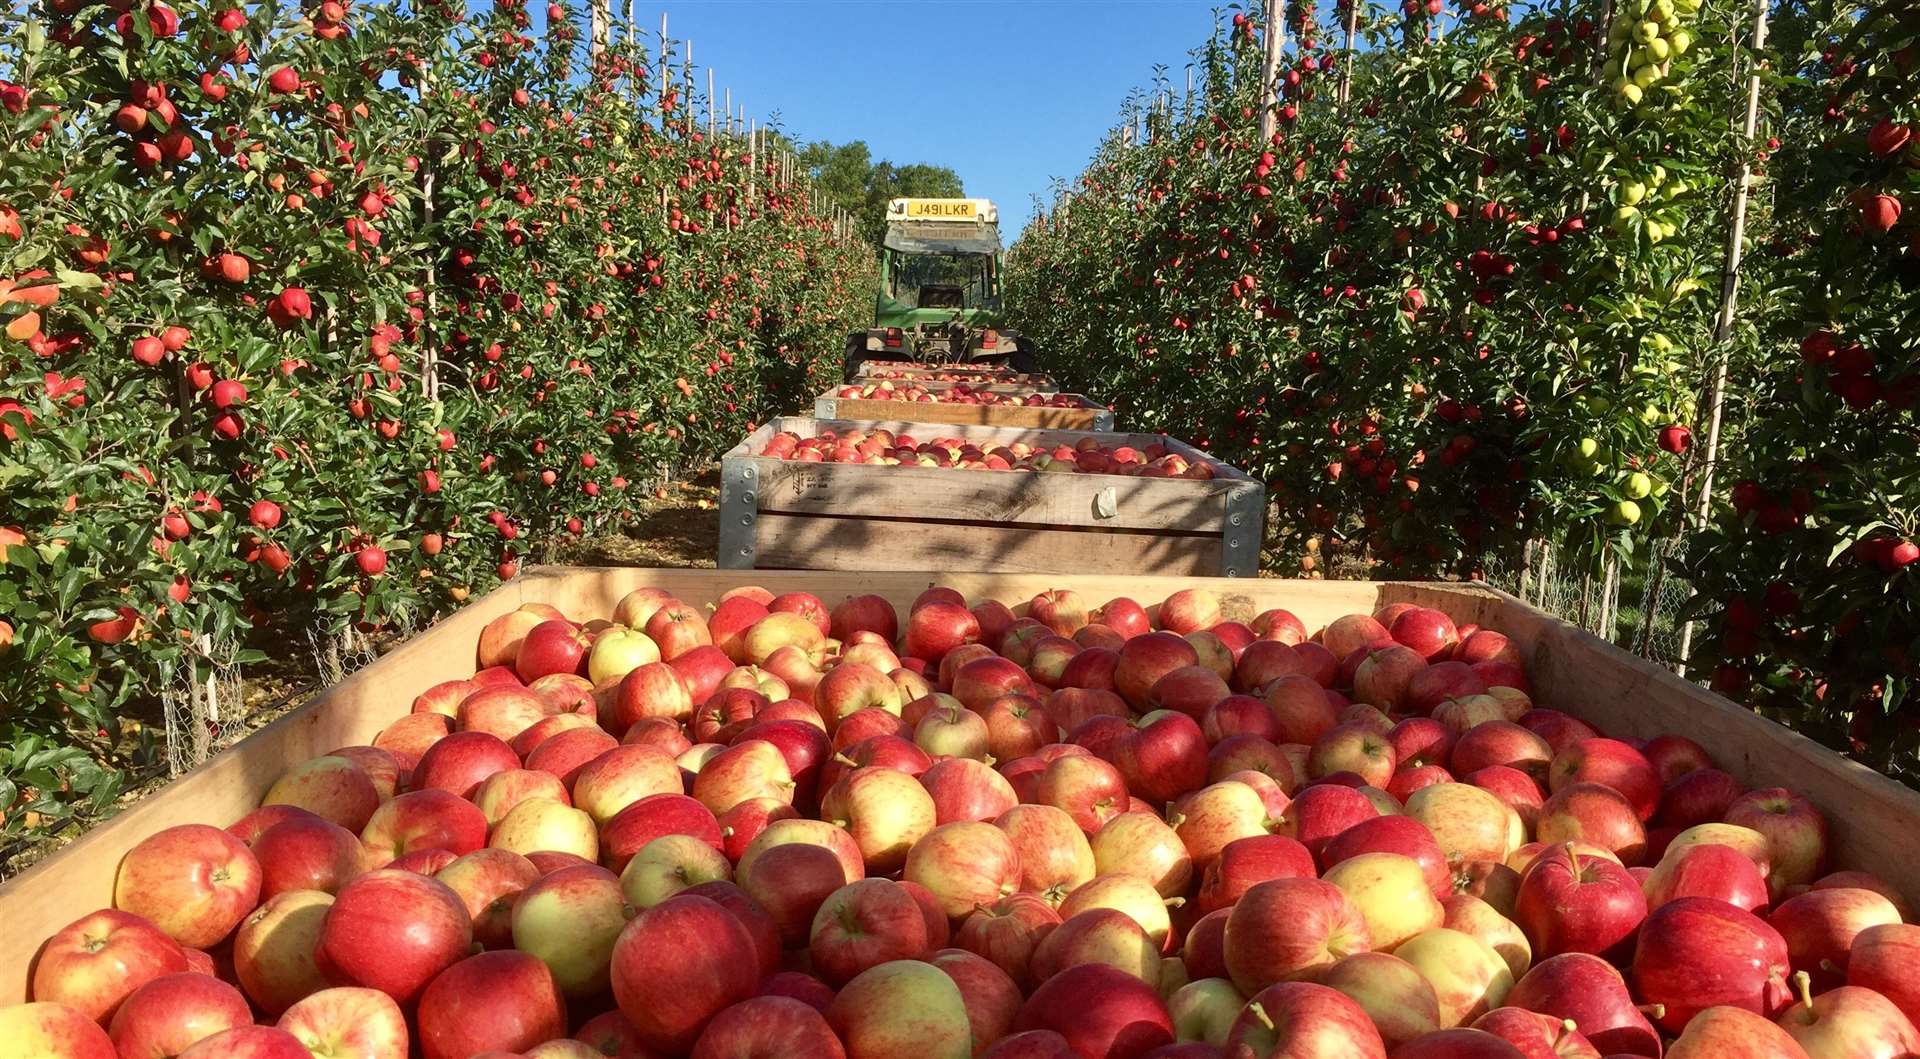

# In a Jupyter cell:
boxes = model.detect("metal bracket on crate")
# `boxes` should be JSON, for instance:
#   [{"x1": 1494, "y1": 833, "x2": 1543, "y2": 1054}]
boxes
[
  {"x1": 1221, "y1": 482, "x2": 1266, "y2": 578},
  {"x1": 717, "y1": 459, "x2": 760, "y2": 569},
  {"x1": 1090, "y1": 408, "x2": 1116, "y2": 431}
]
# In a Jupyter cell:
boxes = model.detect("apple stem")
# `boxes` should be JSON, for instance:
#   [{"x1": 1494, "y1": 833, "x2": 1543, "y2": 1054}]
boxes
[
  {"x1": 1818, "y1": 959, "x2": 1841, "y2": 977},
  {"x1": 1164, "y1": 896, "x2": 1187, "y2": 909},
  {"x1": 1793, "y1": 970, "x2": 1813, "y2": 1010},
  {"x1": 1555, "y1": 1019, "x2": 1579, "y2": 1045},
  {"x1": 1638, "y1": 1004, "x2": 1666, "y2": 1020},
  {"x1": 1248, "y1": 1002, "x2": 1274, "y2": 1032}
]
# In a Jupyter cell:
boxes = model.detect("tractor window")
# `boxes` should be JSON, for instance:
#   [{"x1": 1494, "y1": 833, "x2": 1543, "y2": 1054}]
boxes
[{"x1": 890, "y1": 253, "x2": 992, "y2": 310}]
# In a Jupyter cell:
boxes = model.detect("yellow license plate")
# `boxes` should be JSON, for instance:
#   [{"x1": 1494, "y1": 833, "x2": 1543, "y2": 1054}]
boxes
[{"x1": 907, "y1": 201, "x2": 976, "y2": 219}]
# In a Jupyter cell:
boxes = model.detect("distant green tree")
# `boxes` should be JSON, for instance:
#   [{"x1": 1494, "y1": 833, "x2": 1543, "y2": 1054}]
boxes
[{"x1": 796, "y1": 139, "x2": 965, "y2": 248}]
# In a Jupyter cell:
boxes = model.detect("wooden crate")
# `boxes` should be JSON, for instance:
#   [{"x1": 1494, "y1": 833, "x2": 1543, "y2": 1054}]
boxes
[
  {"x1": 7, "y1": 567, "x2": 1920, "y2": 1002},
  {"x1": 718, "y1": 418, "x2": 1265, "y2": 576},
  {"x1": 812, "y1": 386, "x2": 1116, "y2": 431}
]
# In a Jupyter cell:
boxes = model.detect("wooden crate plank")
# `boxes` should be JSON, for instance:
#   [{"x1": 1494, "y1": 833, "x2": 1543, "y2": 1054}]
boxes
[
  {"x1": 747, "y1": 515, "x2": 1228, "y2": 575},
  {"x1": 742, "y1": 459, "x2": 1235, "y2": 532}
]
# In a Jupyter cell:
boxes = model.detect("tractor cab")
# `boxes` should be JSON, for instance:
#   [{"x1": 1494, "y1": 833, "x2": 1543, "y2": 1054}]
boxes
[{"x1": 845, "y1": 198, "x2": 1037, "y2": 379}]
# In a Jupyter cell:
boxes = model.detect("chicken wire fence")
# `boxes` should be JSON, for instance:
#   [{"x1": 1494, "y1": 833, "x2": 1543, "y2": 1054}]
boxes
[
  {"x1": 1477, "y1": 539, "x2": 1697, "y2": 673},
  {"x1": 159, "y1": 613, "x2": 423, "y2": 777}
]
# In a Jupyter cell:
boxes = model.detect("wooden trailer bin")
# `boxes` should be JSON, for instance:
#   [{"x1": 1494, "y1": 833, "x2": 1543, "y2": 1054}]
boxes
[
  {"x1": 717, "y1": 418, "x2": 1266, "y2": 575},
  {"x1": 7, "y1": 568, "x2": 1920, "y2": 1004},
  {"x1": 812, "y1": 385, "x2": 1116, "y2": 431}
]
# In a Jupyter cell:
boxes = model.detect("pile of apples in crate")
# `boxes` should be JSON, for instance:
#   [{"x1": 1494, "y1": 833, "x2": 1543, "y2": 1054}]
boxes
[
  {"x1": 8, "y1": 584, "x2": 1919, "y2": 1059},
  {"x1": 831, "y1": 382, "x2": 1093, "y2": 409},
  {"x1": 758, "y1": 429, "x2": 1220, "y2": 479},
  {"x1": 861, "y1": 366, "x2": 1057, "y2": 387}
]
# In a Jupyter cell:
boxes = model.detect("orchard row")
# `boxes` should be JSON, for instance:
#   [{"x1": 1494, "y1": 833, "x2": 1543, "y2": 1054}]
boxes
[
  {"x1": 1004, "y1": 3, "x2": 1918, "y2": 776},
  {"x1": 0, "y1": 0, "x2": 869, "y2": 847}
]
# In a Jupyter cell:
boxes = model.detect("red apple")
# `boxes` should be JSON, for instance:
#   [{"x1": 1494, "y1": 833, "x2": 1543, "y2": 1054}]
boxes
[
  {"x1": 1512, "y1": 843, "x2": 1647, "y2": 958},
  {"x1": 1199, "y1": 833, "x2": 1316, "y2": 913},
  {"x1": 32, "y1": 909, "x2": 190, "y2": 1025},
  {"x1": 611, "y1": 894, "x2": 760, "y2": 1054},
  {"x1": 1307, "y1": 723, "x2": 1398, "y2": 787},
  {"x1": 416, "y1": 951, "x2": 566, "y2": 1059},
  {"x1": 1352, "y1": 644, "x2": 1428, "y2": 711},
  {"x1": 831, "y1": 594, "x2": 899, "y2": 644},
  {"x1": 829, "y1": 959, "x2": 974, "y2": 1059},
  {"x1": 1506, "y1": 953, "x2": 1659, "y2": 1056},
  {"x1": 1058, "y1": 648, "x2": 1122, "y2": 693},
  {"x1": 1278, "y1": 783, "x2": 1378, "y2": 860},
  {"x1": 1849, "y1": 923, "x2": 1920, "y2": 1027},
  {"x1": 755, "y1": 970, "x2": 836, "y2": 1012},
  {"x1": 1321, "y1": 815, "x2": 1450, "y2": 898},
  {"x1": 1389, "y1": 608, "x2": 1460, "y2": 660},
  {"x1": 1644, "y1": 840, "x2": 1768, "y2": 914},
  {"x1": 1206, "y1": 695, "x2": 1284, "y2": 745},
  {"x1": 262, "y1": 756, "x2": 380, "y2": 833},
  {"x1": 106, "y1": 973, "x2": 251, "y2": 1059},
  {"x1": 1265, "y1": 676, "x2": 1340, "y2": 744},
  {"x1": 819, "y1": 765, "x2": 935, "y2": 875},
  {"x1": 1114, "y1": 632, "x2": 1202, "y2": 710},
  {"x1": 1725, "y1": 787, "x2": 1828, "y2": 894},
  {"x1": 955, "y1": 893, "x2": 1062, "y2": 989},
  {"x1": 1767, "y1": 887, "x2": 1901, "y2": 987},
  {"x1": 1535, "y1": 782, "x2": 1646, "y2": 865},
  {"x1": 315, "y1": 868, "x2": 472, "y2": 1005},
  {"x1": 252, "y1": 815, "x2": 365, "y2": 897},
  {"x1": 360, "y1": 788, "x2": 488, "y2": 867},
  {"x1": 177, "y1": 1025, "x2": 314, "y2": 1059},
  {"x1": 904, "y1": 821, "x2": 1021, "y2": 918},
  {"x1": 1098, "y1": 597, "x2": 1152, "y2": 639},
  {"x1": 1470, "y1": 1006, "x2": 1601, "y2": 1059},
  {"x1": 1014, "y1": 962, "x2": 1174, "y2": 1059},
  {"x1": 516, "y1": 620, "x2": 591, "y2": 685},
  {"x1": 1451, "y1": 723, "x2": 1552, "y2": 782},
  {"x1": 809, "y1": 878, "x2": 932, "y2": 986},
  {"x1": 1668, "y1": 1005, "x2": 1812, "y2": 1059},
  {"x1": 1222, "y1": 980, "x2": 1387, "y2": 1058},
  {"x1": 113, "y1": 824, "x2": 263, "y2": 949},
  {"x1": 995, "y1": 803, "x2": 1096, "y2": 902},
  {"x1": 920, "y1": 757, "x2": 1018, "y2": 825},
  {"x1": 1224, "y1": 877, "x2": 1371, "y2": 993},
  {"x1": 690, "y1": 995, "x2": 847, "y2": 1059},
  {"x1": 414, "y1": 730, "x2": 520, "y2": 799},
  {"x1": 1631, "y1": 896, "x2": 1793, "y2": 1033},
  {"x1": 905, "y1": 602, "x2": 981, "y2": 664},
  {"x1": 436, "y1": 848, "x2": 540, "y2": 950},
  {"x1": 276, "y1": 986, "x2": 409, "y2": 1059}
]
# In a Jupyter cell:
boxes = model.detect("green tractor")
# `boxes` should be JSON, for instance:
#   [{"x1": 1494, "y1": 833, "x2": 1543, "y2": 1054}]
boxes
[{"x1": 843, "y1": 198, "x2": 1038, "y2": 381}]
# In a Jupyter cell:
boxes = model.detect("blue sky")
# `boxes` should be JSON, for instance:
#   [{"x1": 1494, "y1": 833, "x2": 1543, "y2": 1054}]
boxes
[{"x1": 650, "y1": 1, "x2": 1231, "y2": 232}]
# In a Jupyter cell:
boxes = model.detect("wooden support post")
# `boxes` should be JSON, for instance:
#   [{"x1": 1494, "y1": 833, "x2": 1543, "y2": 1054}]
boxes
[
  {"x1": 589, "y1": 0, "x2": 607, "y2": 59},
  {"x1": 1258, "y1": 0, "x2": 1283, "y2": 143},
  {"x1": 707, "y1": 68, "x2": 715, "y2": 138},
  {"x1": 1678, "y1": 0, "x2": 1771, "y2": 667},
  {"x1": 1339, "y1": 0, "x2": 1359, "y2": 107}
]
